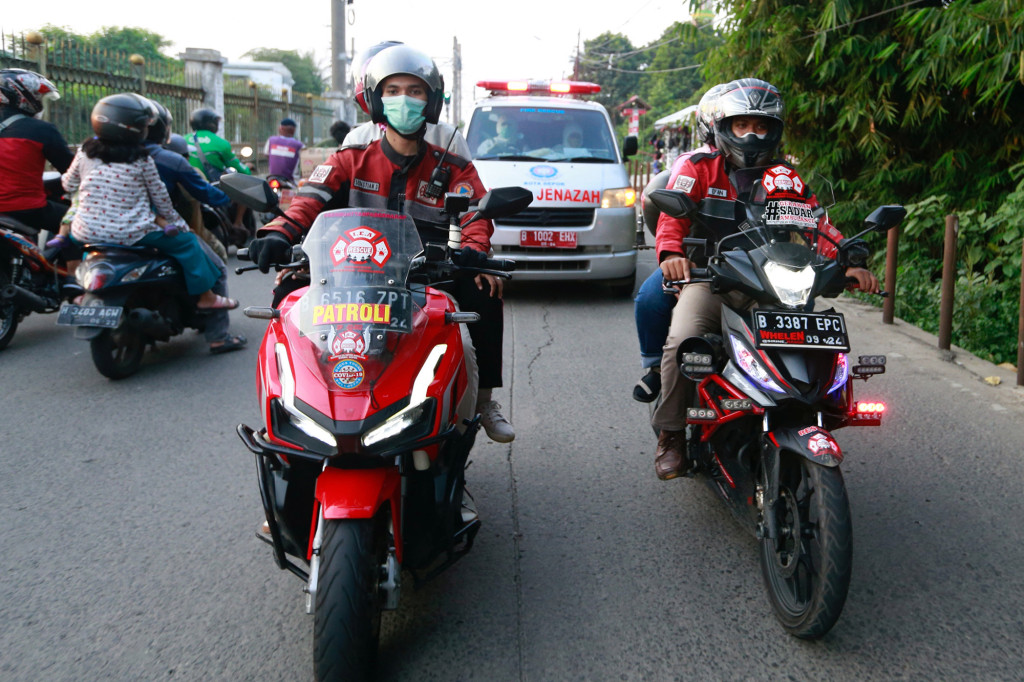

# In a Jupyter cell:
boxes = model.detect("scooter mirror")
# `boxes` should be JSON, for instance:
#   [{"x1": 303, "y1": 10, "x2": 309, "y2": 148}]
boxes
[
  {"x1": 219, "y1": 174, "x2": 280, "y2": 212},
  {"x1": 647, "y1": 188, "x2": 698, "y2": 219},
  {"x1": 863, "y1": 205, "x2": 907, "y2": 233},
  {"x1": 476, "y1": 186, "x2": 534, "y2": 220}
]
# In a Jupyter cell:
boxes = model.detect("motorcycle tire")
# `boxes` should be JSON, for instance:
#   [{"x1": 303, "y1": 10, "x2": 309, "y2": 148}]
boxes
[
  {"x1": 90, "y1": 327, "x2": 145, "y2": 380},
  {"x1": 759, "y1": 452, "x2": 852, "y2": 639},
  {"x1": 0, "y1": 264, "x2": 18, "y2": 351},
  {"x1": 313, "y1": 516, "x2": 388, "y2": 682}
]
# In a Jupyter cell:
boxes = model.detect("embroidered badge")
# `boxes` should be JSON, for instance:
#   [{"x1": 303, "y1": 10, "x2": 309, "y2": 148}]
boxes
[{"x1": 672, "y1": 175, "x2": 696, "y2": 193}]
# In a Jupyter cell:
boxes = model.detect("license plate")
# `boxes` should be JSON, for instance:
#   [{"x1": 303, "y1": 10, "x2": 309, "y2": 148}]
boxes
[
  {"x1": 519, "y1": 229, "x2": 578, "y2": 249},
  {"x1": 752, "y1": 310, "x2": 849, "y2": 351},
  {"x1": 56, "y1": 303, "x2": 123, "y2": 328}
]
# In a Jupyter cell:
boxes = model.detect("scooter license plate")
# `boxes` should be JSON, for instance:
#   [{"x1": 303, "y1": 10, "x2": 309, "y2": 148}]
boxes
[
  {"x1": 753, "y1": 310, "x2": 849, "y2": 351},
  {"x1": 56, "y1": 303, "x2": 123, "y2": 328},
  {"x1": 519, "y1": 230, "x2": 577, "y2": 249}
]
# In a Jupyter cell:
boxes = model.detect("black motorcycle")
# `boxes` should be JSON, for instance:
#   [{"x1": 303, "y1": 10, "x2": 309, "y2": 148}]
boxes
[
  {"x1": 646, "y1": 173, "x2": 905, "y2": 638},
  {"x1": 57, "y1": 243, "x2": 218, "y2": 378},
  {"x1": 0, "y1": 172, "x2": 78, "y2": 351}
]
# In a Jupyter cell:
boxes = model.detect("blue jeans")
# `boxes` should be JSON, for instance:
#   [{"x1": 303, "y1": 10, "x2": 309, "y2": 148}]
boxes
[{"x1": 634, "y1": 268, "x2": 676, "y2": 369}]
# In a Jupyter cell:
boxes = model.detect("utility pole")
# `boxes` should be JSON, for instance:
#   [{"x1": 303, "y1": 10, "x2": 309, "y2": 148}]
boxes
[
  {"x1": 452, "y1": 37, "x2": 462, "y2": 127},
  {"x1": 331, "y1": 0, "x2": 347, "y2": 96}
]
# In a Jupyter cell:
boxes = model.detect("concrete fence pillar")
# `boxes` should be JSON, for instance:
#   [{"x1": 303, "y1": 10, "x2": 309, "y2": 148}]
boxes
[{"x1": 180, "y1": 48, "x2": 226, "y2": 131}]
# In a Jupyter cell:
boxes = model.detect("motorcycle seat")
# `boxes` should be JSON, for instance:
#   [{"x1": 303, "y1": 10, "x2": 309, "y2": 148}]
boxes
[{"x1": 0, "y1": 214, "x2": 39, "y2": 237}]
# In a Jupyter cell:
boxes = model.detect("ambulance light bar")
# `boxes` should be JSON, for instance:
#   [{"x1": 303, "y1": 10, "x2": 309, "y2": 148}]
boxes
[{"x1": 477, "y1": 80, "x2": 602, "y2": 96}]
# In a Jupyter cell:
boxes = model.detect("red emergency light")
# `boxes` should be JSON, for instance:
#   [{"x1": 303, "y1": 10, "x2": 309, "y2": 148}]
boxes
[{"x1": 477, "y1": 79, "x2": 602, "y2": 96}]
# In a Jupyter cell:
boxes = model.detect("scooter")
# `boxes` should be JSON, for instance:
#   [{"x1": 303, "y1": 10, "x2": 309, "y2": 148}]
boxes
[
  {"x1": 0, "y1": 172, "x2": 78, "y2": 351},
  {"x1": 219, "y1": 173, "x2": 530, "y2": 680}
]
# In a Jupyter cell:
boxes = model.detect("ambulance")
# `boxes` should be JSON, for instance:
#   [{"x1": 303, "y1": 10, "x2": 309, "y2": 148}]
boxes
[{"x1": 463, "y1": 80, "x2": 639, "y2": 294}]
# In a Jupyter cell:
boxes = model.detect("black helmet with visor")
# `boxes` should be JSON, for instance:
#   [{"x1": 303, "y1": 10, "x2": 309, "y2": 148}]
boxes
[{"x1": 713, "y1": 78, "x2": 784, "y2": 169}]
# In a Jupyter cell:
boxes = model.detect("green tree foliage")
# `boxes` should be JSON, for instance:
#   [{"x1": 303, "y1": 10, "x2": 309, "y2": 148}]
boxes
[
  {"x1": 38, "y1": 24, "x2": 174, "y2": 63},
  {"x1": 699, "y1": 0, "x2": 1024, "y2": 223},
  {"x1": 576, "y1": 33, "x2": 645, "y2": 123},
  {"x1": 242, "y1": 48, "x2": 324, "y2": 95},
  {"x1": 644, "y1": 23, "x2": 725, "y2": 116}
]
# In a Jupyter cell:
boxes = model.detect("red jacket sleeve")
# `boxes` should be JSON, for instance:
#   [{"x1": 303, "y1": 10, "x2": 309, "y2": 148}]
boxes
[
  {"x1": 257, "y1": 150, "x2": 350, "y2": 241},
  {"x1": 452, "y1": 161, "x2": 493, "y2": 253},
  {"x1": 655, "y1": 156, "x2": 704, "y2": 262}
]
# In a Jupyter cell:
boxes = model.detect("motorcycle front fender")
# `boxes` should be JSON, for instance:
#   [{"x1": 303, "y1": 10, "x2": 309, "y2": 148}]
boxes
[
  {"x1": 315, "y1": 466, "x2": 403, "y2": 561},
  {"x1": 768, "y1": 425, "x2": 843, "y2": 468}
]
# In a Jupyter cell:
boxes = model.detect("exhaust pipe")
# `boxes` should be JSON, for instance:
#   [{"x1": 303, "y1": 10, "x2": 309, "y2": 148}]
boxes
[
  {"x1": 127, "y1": 308, "x2": 173, "y2": 340},
  {"x1": 1, "y1": 283, "x2": 53, "y2": 313}
]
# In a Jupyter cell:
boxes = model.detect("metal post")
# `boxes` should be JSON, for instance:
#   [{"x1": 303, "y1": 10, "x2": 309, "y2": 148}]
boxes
[
  {"x1": 882, "y1": 225, "x2": 899, "y2": 324},
  {"x1": 25, "y1": 32, "x2": 48, "y2": 121},
  {"x1": 130, "y1": 54, "x2": 146, "y2": 95},
  {"x1": 1017, "y1": 237, "x2": 1024, "y2": 386},
  {"x1": 938, "y1": 214, "x2": 958, "y2": 350}
]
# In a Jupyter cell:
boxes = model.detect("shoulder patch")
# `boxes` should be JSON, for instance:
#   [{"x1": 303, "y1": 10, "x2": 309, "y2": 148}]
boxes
[
  {"x1": 672, "y1": 175, "x2": 696, "y2": 192},
  {"x1": 309, "y1": 164, "x2": 333, "y2": 184},
  {"x1": 451, "y1": 182, "x2": 474, "y2": 197}
]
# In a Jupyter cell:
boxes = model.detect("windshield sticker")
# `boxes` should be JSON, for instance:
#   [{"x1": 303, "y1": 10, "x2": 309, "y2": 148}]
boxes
[
  {"x1": 313, "y1": 303, "x2": 391, "y2": 326},
  {"x1": 761, "y1": 166, "x2": 805, "y2": 199},
  {"x1": 534, "y1": 188, "x2": 599, "y2": 203},
  {"x1": 309, "y1": 165, "x2": 333, "y2": 184},
  {"x1": 331, "y1": 227, "x2": 391, "y2": 267},
  {"x1": 451, "y1": 182, "x2": 474, "y2": 197},
  {"x1": 673, "y1": 175, "x2": 696, "y2": 192},
  {"x1": 763, "y1": 200, "x2": 816, "y2": 227},
  {"x1": 332, "y1": 359, "x2": 364, "y2": 389},
  {"x1": 530, "y1": 165, "x2": 558, "y2": 178},
  {"x1": 328, "y1": 328, "x2": 368, "y2": 359}
]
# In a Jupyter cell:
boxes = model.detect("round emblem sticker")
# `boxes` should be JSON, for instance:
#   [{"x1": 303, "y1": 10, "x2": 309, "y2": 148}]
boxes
[{"x1": 332, "y1": 359, "x2": 364, "y2": 389}]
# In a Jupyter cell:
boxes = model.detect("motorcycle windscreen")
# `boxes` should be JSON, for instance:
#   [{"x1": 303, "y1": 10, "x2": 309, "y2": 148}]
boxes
[{"x1": 287, "y1": 208, "x2": 423, "y2": 391}]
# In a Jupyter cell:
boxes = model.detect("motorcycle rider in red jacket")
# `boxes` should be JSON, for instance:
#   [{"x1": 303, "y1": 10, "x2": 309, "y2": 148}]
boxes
[
  {"x1": 651, "y1": 78, "x2": 879, "y2": 480},
  {"x1": 250, "y1": 44, "x2": 515, "y2": 443},
  {"x1": 0, "y1": 69, "x2": 73, "y2": 234}
]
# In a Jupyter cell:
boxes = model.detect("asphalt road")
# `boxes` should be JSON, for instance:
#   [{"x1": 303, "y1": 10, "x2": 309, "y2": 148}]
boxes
[{"x1": 2, "y1": 249, "x2": 1023, "y2": 681}]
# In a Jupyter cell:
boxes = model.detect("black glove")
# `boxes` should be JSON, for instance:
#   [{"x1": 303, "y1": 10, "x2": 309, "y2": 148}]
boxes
[
  {"x1": 452, "y1": 246, "x2": 488, "y2": 269},
  {"x1": 248, "y1": 232, "x2": 293, "y2": 273}
]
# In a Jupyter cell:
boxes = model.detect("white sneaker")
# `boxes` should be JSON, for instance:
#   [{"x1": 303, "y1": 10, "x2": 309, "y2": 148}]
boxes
[{"x1": 478, "y1": 400, "x2": 515, "y2": 443}]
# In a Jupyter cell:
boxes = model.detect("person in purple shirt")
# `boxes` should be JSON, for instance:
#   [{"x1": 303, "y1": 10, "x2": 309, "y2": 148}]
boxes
[{"x1": 264, "y1": 118, "x2": 304, "y2": 181}]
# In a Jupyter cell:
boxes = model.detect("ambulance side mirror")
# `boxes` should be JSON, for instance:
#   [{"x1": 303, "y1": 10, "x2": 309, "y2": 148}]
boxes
[{"x1": 622, "y1": 135, "x2": 638, "y2": 159}]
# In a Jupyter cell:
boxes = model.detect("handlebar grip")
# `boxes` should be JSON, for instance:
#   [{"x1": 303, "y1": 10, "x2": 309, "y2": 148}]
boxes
[
  {"x1": 845, "y1": 276, "x2": 889, "y2": 297},
  {"x1": 689, "y1": 267, "x2": 709, "y2": 279},
  {"x1": 485, "y1": 257, "x2": 516, "y2": 272},
  {"x1": 237, "y1": 247, "x2": 250, "y2": 261}
]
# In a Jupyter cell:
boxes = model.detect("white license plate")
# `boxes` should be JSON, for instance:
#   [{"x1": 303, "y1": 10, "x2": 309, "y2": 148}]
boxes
[{"x1": 56, "y1": 303, "x2": 123, "y2": 328}]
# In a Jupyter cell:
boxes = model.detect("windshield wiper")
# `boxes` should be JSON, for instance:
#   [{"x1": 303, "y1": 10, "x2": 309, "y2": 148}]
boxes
[
  {"x1": 475, "y1": 154, "x2": 549, "y2": 162},
  {"x1": 557, "y1": 156, "x2": 615, "y2": 164}
]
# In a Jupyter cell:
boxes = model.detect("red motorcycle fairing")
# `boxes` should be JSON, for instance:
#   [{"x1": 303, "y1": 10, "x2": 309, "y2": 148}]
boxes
[
  {"x1": 767, "y1": 425, "x2": 844, "y2": 467},
  {"x1": 0, "y1": 227, "x2": 67, "y2": 277},
  {"x1": 313, "y1": 467, "x2": 404, "y2": 561}
]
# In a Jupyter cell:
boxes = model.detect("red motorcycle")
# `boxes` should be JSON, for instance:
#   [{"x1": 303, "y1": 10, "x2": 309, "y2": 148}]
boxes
[{"x1": 220, "y1": 174, "x2": 529, "y2": 680}]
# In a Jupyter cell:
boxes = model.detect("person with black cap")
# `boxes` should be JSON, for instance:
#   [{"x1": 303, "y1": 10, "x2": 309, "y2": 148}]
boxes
[{"x1": 264, "y1": 117, "x2": 304, "y2": 182}]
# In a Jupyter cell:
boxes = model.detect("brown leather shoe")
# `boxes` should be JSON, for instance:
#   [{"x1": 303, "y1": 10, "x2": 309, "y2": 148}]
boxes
[{"x1": 654, "y1": 429, "x2": 688, "y2": 480}]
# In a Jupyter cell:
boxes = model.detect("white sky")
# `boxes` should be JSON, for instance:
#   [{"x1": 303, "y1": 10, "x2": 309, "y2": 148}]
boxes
[{"x1": 2, "y1": 0, "x2": 692, "y2": 120}]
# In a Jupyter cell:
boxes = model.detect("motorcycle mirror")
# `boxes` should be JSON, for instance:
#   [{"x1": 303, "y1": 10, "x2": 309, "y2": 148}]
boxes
[
  {"x1": 622, "y1": 135, "x2": 638, "y2": 159},
  {"x1": 219, "y1": 174, "x2": 279, "y2": 212},
  {"x1": 863, "y1": 205, "x2": 907, "y2": 233},
  {"x1": 647, "y1": 188, "x2": 698, "y2": 219},
  {"x1": 475, "y1": 186, "x2": 534, "y2": 220}
]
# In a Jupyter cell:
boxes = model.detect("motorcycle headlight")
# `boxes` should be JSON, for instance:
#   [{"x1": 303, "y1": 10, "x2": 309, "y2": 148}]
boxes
[
  {"x1": 601, "y1": 187, "x2": 636, "y2": 209},
  {"x1": 764, "y1": 261, "x2": 815, "y2": 308},
  {"x1": 730, "y1": 334, "x2": 785, "y2": 394},
  {"x1": 361, "y1": 344, "x2": 446, "y2": 449}
]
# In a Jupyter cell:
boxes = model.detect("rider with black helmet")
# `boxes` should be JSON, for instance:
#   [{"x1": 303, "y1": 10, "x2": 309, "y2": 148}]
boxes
[
  {"x1": 250, "y1": 44, "x2": 516, "y2": 444},
  {"x1": 649, "y1": 78, "x2": 880, "y2": 481},
  {"x1": 0, "y1": 68, "x2": 74, "y2": 235},
  {"x1": 186, "y1": 107, "x2": 252, "y2": 181},
  {"x1": 62, "y1": 94, "x2": 238, "y2": 314}
]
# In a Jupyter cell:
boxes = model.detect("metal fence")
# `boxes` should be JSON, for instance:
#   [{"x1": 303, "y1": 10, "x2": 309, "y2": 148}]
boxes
[{"x1": 1, "y1": 32, "x2": 337, "y2": 165}]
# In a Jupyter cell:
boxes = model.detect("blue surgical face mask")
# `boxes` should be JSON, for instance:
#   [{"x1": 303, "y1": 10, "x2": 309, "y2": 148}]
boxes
[{"x1": 381, "y1": 95, "x2": 427, "y2": 135}]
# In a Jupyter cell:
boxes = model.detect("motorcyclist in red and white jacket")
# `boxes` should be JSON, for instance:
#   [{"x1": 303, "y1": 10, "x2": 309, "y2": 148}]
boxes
[
  {"x1": 250, "y1": 44, "x2": 515, "y2": 443},
  {"x1": 651, "y1": 78, "x2": 879, "y2": 481},
  {"x1": 0, "y1": 69, "x2": 73, "y2": 234}
]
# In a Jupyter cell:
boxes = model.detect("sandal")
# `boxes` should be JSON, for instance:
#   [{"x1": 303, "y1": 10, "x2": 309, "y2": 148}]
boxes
[
  {"x1": 210, "y1": 334, "x2": 247, "y2": 354},
  {"x1": 197, "y1": 294, "x2": 239, "y2": 311}
]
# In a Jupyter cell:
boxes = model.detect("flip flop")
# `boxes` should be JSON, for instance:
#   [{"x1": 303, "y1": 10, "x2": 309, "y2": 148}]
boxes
[
  {"x1": 210, "y1": 334, "x2": 247, "y2": 354},
  {"x1": 198, "y1": 294, "x2": 239, "y2": 311}
]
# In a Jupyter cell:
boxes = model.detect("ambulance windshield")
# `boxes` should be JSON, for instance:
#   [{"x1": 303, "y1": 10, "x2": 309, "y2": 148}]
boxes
[{"x1": 468, "y1": 106, "x2": 617, "y2": 163}]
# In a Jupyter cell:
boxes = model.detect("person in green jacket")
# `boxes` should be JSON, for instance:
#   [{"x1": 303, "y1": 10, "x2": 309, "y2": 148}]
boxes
[{"x1": 187, "y1": 107, "x2": 252, "y2": 244}]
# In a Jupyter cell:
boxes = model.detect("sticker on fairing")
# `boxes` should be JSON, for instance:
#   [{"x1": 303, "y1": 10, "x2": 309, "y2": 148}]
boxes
[
  {"x1": 763, "y1": 200, "x2": 816, "y2": 227},
  {"x1": 761, "y1": 165, "x2": 806, "y2": 199},
  {"x1": 672, "y1": 175, "x2": 696, "y2": 192},
  {"x1": 309, "y1": 165, "x2": 333, "y2": 183},
  {"x1": 329, "y1": 328, "x2": 367, "y2": 358},
  {"x1": 332, "y1": 359, "x2": 364, "y2": 389}
]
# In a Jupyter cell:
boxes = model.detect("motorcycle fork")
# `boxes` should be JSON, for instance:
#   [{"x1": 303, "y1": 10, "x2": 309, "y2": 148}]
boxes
[{"x1": 757, "y1": 413, "x2": 780, "y2": 542}]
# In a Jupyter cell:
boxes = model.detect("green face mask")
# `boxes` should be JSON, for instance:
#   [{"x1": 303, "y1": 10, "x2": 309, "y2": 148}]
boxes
[{"x1": 381, "y1": 95, "x2": 427, "y2": 135}]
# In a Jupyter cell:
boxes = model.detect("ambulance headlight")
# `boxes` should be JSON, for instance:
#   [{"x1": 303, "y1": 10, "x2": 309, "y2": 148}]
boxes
[{"x1": 601, "y1": 187, "x2": 636, "y2": 209}]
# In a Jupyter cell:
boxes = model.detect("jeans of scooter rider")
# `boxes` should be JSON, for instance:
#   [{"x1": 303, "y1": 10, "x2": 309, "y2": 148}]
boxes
[
  {"x1": 197, "y1": 238, "x2": 231, "y2": 342},
  {"x1": 435, "y1": 275, "x2": 504, "y2": 389},
  {"x1": 635, "y1": 268, "x2": 677, "y2": 370},
  {"x1": 651, "y1": 282, "x2": 755, "y2": 432}
]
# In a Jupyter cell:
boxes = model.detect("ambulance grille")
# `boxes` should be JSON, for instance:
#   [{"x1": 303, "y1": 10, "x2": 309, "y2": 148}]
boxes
[{"x1": 495, "y1": 208, "x2": 595, "y2": 228}]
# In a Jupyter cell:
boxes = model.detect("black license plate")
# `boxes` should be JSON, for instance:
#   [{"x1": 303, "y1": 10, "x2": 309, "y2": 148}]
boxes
[
  {"x1": 752, "y1": 310, "x2": 849, "y2": 351},
  {"x1": 56, "y1": 303, "x2": 123, "y2": 328}
]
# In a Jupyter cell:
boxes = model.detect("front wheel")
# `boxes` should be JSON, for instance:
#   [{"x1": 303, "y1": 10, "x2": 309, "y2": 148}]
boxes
[
  {"x1": 314, "y1": 517, "x2": 388, "y2": 682},
  {"x1": 759, "y1": 453, "x2": 852, "y2": 638},
  {"x1": 90, "y1": 327, "x2": 145, "y2": 379},
  {"x1": 0, "y1": 265, "x2": 18, "y2": 351}
]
